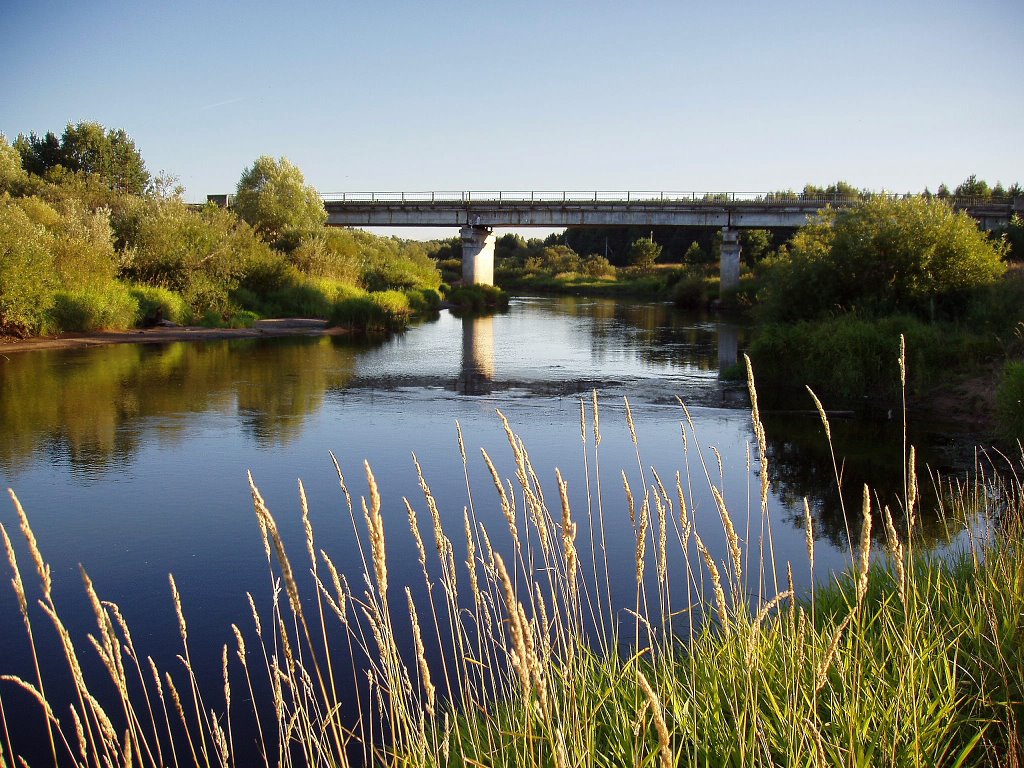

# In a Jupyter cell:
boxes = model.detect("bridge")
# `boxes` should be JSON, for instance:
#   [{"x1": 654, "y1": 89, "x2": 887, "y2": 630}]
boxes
[{"x1": 210, "y1": 191, "x2": 1022, "y2": 294}]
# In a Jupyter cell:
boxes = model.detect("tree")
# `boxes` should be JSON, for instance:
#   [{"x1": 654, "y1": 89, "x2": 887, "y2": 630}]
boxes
[
  {"x1": 0, "y1": 135, "x2": 29, "y2": 194},
  {"x1": 628, "y1": 237, "x2": 662, "y2": 271},
  {"x1": 954, "y1": 175, "x2": 991, "y2": 199},
  {"x1": 234, "y1": 156, "x2": 326, "y2": 244},
  {"x1": 14, "y1": 122, "x2": 150, "y2": 194},
  {"x1": 756, "y1": 196, "x2": 1006, "y2": 321}
]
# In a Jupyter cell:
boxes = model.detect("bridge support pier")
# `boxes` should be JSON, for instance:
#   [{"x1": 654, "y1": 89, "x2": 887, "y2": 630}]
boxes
[
  {"x1": 461, "y1": 226, "x2": 495, "y2": 286},
  {"x1": 719, "y1": 227, "x2": 741, "y2": 298}
]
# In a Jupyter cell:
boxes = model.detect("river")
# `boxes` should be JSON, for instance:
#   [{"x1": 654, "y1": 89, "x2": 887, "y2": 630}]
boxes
[{"x1": 0, "y1": 295, "x2": 972, "y2": 762}]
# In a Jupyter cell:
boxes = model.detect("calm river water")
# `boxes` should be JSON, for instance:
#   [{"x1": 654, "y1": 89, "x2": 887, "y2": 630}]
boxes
[{"x1": 0, "y1": 295, "x2": 972, "y2": 761}]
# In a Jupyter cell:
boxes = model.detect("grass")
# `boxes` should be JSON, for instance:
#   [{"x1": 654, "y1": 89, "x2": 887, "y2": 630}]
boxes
[{"x1": 1, "y1": 350, "x2": 1021, "y2": 767}]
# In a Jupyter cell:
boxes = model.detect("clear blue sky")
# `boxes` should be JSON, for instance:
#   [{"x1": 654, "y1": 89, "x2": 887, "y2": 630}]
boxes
[{"x1": 4, "y1": 0, "x2": 1023, "y2": 208}]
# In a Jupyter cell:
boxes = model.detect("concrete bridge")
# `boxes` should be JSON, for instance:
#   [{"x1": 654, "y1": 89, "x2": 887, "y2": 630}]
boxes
[
  {"x1": 209, "y1": 191, "x2": 1022, "y2": 294},
  {"x1": 320, "y1": 190, "x2": 1020, "y2": 294}
]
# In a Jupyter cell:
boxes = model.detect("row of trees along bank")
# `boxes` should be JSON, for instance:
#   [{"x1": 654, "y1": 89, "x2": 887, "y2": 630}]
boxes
[{"x1": 0, "y1": 123, "x2": 449, "y2": 339}]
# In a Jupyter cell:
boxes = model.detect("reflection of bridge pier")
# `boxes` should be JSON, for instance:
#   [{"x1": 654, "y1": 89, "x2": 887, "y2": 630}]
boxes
[
  {"x1": 457, "y1": 315, "x2": 495, "y2": 394},
  {"x1": 717, "y1": 323, "x2": 739, "y2": 374}
]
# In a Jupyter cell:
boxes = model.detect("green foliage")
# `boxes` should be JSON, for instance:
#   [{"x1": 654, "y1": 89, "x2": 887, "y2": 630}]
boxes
[
  {"x1": 48, "y1": 198, "x2": 119, "y2": 290},
  {"x1": 683, "y1": 240, "x2": 712, "y2": 264},
  {"x1": 130, "y1": 285, "x2": 190, "y2": 325},
  {"x1": 233, "y1": 156, "x2": 327, "y2": 243},
  {"x1": 404, "y1": 287, "x2": 441, "y2": 314},
  {"x1": 445, "y1": 284, "x2": 509, "y2": 314},
  {"x1": 627, "y1": 237, "x2": 662, "y2": 271},
  {"x1": 582, "y1": 254, "x2": 616, "y2": 278},
  {"x1": 15, "y1": 122, "x2": 150, "y2": 194},
  {"x1": 954, "y1": 174, "x2": 991, "y2": 198},
  {"x1": 329, "y1": 289, "x2": 412, "y2": 333},
  {"x1": 47, "y1": 284, "x2": 138, "y2": 332},
  {"x1": 996, "y1": 213, "x2": 1024, "y2": 261},
  {"x1": 996, "y1": 360, "x2": 1024, "y2": 442},
  {"x1": 0, "y1": 195, "x2": 57, "y2": 336},
  {"x1": 118, "y1": 197, "x2": 276, "y2": 315},
  {"x1": 285, "y1": 229, "x2": 361, "y2": 283},
  {"x1": 739, "y1": 228, "x2": 773, "y2": 267},
  {"x1": 757, "y1": 197, "x2": 1007, "y2": 322},
  {"x1": 672, "y1": 274, "x2": 712, "y2": 308},
  {"x1": 358, "y1": 234, "x2": 442, "y2": 292},
  {"x1": 0, "y1": 135, "x2": 30, "y2": 194},
  {"x1": 748, "y1": 315, "x2": 999, "y2": 401},
  {"x1": 524, "y1": 245, "x2": 582, "y2": 276}
]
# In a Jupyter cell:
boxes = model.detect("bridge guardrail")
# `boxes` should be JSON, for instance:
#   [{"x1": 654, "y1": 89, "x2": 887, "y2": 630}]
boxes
[
  {"x1": 201, "y1": 190, "x2": 1017, "y2": 211},
  {"x1": 318, "y1": 190, "x2": 999, "y2": 206}
]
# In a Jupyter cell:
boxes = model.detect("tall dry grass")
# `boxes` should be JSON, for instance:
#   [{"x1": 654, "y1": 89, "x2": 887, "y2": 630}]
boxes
[{"x1": 1, "y1": 350, "x2": 1021, "y2": 767}]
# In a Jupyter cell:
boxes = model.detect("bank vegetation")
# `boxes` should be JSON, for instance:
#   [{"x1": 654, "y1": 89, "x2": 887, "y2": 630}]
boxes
[{"x1": 0, "y1": 125, "x2": 448, "y2": 339}]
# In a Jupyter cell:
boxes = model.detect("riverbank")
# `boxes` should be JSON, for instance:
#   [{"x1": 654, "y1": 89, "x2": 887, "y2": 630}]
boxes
[{"x1": 0, "y1": 318, "x2": 344, "y2": 354}]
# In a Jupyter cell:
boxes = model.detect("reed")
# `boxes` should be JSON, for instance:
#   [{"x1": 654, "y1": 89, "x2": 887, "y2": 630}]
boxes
[{"x1": 1, "y1": 371, "x2": 1022, "y2": 767}]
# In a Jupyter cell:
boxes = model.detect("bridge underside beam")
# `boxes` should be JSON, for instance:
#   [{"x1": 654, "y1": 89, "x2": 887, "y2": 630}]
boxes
[{"x1": 325, "y1": 204, "x2": 823, "y2": 229}]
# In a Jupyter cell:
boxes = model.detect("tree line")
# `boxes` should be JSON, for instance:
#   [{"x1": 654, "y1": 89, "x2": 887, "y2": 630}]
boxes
[{"x1": 0, "y1": 122, "x2": 446, "y2": 338}]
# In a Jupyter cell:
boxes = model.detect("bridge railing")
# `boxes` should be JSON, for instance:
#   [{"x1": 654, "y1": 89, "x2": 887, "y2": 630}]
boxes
[{"x1": 319, "y1": 190, "x2": 927, "y2": 205}]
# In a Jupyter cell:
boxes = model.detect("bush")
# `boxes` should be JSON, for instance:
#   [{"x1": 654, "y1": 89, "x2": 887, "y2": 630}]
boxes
[
  {"x1": 582, "y1": 254, "x2": 616, "y2": 278},
  {"x1": 130, "y1": 285, "x2": 190, "y2": 325},
  {"x1": 48, "y1": 284, "x2": 138, "y2": 332},
  {"x1": 446, "y1": 284, "x2": 509, "y2": 314},
  {"x1": 996, "y1": 361, "x2": 1024, "y2": 442},
  {"x1": 672, "y1": 275, "x2": 711, "y2": 309},
  {"x1": 756, "y1": 197, "x2": 1007, "y2": 322},
  {"x1": 0, "y1": 195, "x2": 56, "y2": 336},
  {"x1": 404, "y1": 287, "x2": 441, "y2": 314}
]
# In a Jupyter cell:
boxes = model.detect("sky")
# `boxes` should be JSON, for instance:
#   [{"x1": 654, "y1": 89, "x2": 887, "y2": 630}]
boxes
[{"x1": 3, "y1": 0, "x2": 1023, "y2": 232}]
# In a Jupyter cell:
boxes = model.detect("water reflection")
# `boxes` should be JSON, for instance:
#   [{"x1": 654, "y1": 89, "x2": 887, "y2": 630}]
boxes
[
  {"x1": 0, "y1": 337, "x2": 361, "y2": 476},
  {"x1": 457, "y1": 315, "x2": 495, "y2": 395}
]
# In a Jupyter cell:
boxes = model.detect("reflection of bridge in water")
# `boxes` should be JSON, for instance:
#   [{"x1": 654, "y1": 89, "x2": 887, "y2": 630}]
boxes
[{"x1": 455, "y1": 312, "x2": 742, "y2": 396}]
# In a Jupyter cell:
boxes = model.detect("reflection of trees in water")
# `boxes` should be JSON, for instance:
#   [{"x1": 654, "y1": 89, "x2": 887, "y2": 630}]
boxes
[
  {"x1": 545, "y1": 296, "x2": 747, "y2": 372},
  {"x1": 762, "y1": 411, "x2": 958, "y2": 550},
  {"x1": 0, "y1": 337, "x2": 359, "y2": 474}
]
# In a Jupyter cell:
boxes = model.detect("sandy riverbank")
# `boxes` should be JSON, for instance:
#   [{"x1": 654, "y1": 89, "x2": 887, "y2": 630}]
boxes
[{"x1": 0, "y1": 319, "x2": 344, "y2": 355}]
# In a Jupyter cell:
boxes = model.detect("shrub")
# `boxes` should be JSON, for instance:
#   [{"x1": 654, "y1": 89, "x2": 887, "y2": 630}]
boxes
[
  {"x1": 48, "y1": 283, "x2": 138, "y2": 332},
  {"x1": 130, "y1": 285, "x2": 189, "y2": 325},
  {"x1": 0, "y1": 195, "x2": 56, "y2": 336},
  {"x1": 446, "y1": 284, "x2": 509, "y2": 314},
  {"x1": 672, "y1": 275, "x2": 711, "y2": 309},
  {"x1": 756, "y1": 197, "x2": 1007, "y2": 322},
  {"x1": 404, "y1": 287, "x2": 441, "y2": 314},
  {"x1": 627, "y1": 237, "x2": 662, "y2": 271},
  {"x1": 996, "y1": 361, "x2": 1024, "y2": 442},
  {"x1": 582, "y1": 254, "x2": 616, "y2": 278}
]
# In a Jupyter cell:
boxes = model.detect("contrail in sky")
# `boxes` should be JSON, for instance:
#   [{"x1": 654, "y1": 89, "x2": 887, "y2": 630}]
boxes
[{"x1": 199, "y1": 96, "x2": 247, "y2": 111}]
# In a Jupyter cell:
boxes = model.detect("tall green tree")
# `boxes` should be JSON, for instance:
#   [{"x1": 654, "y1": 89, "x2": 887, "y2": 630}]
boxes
[
  {"x1": 233, "y1": 156, "x2": 327, "y2": 244},
  {"x1": 14, "y1": 122, "x2": 150, "y2": 194}
]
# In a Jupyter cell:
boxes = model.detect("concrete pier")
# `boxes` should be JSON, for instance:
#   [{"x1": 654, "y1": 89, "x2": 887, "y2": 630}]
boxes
[
  {"x1": 460, "y1": 225, "x2": 495, "y2": 286},
  {"x1": 719, "y1": 227, "x2": 741, "y2": 297}
]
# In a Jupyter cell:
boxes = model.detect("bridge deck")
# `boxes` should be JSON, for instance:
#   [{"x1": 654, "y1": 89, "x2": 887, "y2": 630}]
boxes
[{"x1": 320, "y1": 191, "x2": 1018, "y2": 229}]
